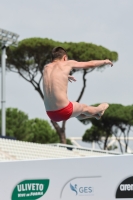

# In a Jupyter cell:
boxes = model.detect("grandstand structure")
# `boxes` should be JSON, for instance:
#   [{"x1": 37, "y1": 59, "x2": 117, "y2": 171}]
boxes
[
  {"x1": 1, "y1": 138, "x2": 133, "y2": 200},
  {"x1": 0, "y1": 138, "x2": 120, "y2": 162},
  {"x1": 69, "y1": 136, "x2": 133, "y2": 153}
]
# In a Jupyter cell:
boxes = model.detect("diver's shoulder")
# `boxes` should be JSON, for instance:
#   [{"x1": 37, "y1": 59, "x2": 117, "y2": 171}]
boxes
[{"x1": 43, "y1": 62, "x2": 54, "y2": 70}]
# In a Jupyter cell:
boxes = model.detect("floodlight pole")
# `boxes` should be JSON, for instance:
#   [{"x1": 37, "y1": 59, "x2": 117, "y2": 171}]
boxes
[
  {"x1": 0, "y1": 28, "x2": 19, "y2": 137},
  {"x1": 1, "y1": 45, "x2": 6, "y2": 136}
]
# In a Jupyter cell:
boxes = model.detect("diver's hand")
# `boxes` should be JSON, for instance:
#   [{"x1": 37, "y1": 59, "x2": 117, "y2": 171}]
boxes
[
  {"x1": 104, "y1": 59, "x2": 113, "y2": 67},
  {"x1": 68, "y1": 75, "x2": 76, "y2": 82}
]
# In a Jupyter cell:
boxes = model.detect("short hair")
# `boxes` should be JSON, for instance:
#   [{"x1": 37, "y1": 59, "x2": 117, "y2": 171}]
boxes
[{"x1": 51, "y1": 47, "x2": 68, "y2": 61}]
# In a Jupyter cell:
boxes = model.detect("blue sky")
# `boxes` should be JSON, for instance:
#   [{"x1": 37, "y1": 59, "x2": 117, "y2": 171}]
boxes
[{"x1": 0, "y1": 0, "x2": 133, "y2": 139}]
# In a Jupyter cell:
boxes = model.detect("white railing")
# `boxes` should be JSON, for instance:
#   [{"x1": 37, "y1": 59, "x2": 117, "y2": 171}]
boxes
[
  {"x1": 68, "y1": 136, "x2": 133, "y2": 153},
  {"x1": 50, "y1": 143, "x2": 120, "y2": 155}
]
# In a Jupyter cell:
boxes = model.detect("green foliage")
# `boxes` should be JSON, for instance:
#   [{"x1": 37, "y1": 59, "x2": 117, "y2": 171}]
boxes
[
  {"x1": 81, "y1": 104, "x2": 133, "y2": 152},
  {"x1": 66, "y1": 42, "x2": 118, "y2": 65},
  {"x1": 83, "y1": 126, "x2": 106, "y2": 142},
  {"x1": 6, "y1": 38, "x2": 55, "y2": 72},
  {"x1": 107, "y1": 144, "x2": 118, "y2": 151},
  {"x1": 66, "y1": 138, "x2": 73, "y2": 145},
  {"x1": 23, "y1": 118, "x2": 59, "y2": 144},
  {"x1": 0, "y1": 108, "x2": 28, "y2": 140},
  {"x1": 6, "y1": 38, "x2": 118, "y2": 73},
  {"x1": 0, "y1": 108, "x2": 59, "y2": 144}
]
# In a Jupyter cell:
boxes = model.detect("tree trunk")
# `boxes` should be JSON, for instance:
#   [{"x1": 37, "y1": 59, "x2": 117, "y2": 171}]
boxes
[
  {"x1": 124, "y1": 125, "x2": 130, "y2": 153},
  {"x1": 117, "y1": 138, "x2": 123, "y2": 153},
  {"x1": 51, "y1": 120, "x2": 66, "y2": 144},
  {"x1": 59, "y1": 131, "x2": 66, "y2": 144},
  {"x1": 104, "y1": 135, "x2": 109, "y2": 150},
  {"x1": 114, "y1": 130, "x2": 123, "y2": 153}
]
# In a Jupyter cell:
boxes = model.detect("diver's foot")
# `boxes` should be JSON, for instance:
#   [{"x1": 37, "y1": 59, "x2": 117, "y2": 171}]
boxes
[{"x1": 95, "y1": 103, "x2": 109, "y2": 120}]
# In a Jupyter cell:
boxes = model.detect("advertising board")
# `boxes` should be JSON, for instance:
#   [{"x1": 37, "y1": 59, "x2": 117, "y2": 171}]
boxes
[{"x1": 0, "y1": 155, "x2": 133, "y2": 199}]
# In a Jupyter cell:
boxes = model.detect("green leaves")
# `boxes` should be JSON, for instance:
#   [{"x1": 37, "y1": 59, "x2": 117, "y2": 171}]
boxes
[
  {"x1": 83, "y1": 126, "x2": 106, "y2": 142},
  {"x1": 0, "y1": 108, "x2": 59, "y2": 144},
  {"x1": 0, "y1": 108, "x2": 28, "y2": 140},
  {"x1": 6, "y1": 37, "x2": 118, "y2": 74},
  {"x1": 23, "y1": 118, "x2": 59, "y2": 144},
  {"x1": 81, "y1": 104, "x2": 133, "y2": 152}
]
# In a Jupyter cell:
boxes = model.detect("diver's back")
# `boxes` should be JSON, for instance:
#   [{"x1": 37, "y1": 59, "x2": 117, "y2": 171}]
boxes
[{"x1": 43, "y1": 61, "x2": 69, "y2": 111}]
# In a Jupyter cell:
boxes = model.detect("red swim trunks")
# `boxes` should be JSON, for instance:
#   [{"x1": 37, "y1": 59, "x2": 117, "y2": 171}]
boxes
[{"x1": 46, "y1": 102, "x2": 73, "y2": 122}]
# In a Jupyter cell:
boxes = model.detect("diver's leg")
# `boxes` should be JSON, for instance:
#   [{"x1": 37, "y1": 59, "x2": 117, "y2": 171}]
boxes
[{"x1": 70, "y1": 102, "x2": 109, "y2": 119}]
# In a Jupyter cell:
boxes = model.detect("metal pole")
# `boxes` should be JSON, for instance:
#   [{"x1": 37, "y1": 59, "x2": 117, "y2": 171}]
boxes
[
  {"x1": 1, "y1": 45, "x2": 6, "y2": 136},
  {"x1": 92, "y1": 141, "x2": 95, "y2": 150}
]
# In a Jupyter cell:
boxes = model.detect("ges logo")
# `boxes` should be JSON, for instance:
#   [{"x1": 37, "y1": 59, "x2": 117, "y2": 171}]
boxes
[{"x1": 70, "y1": 183, "x2": 94, "y2": 196}]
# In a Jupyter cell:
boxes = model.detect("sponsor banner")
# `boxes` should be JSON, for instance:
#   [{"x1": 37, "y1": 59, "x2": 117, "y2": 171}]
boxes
[
  {"x1": 60, "y1": 176, "x2": 101, "y2": 198},
  {"x1": 0, "y1": 155, "x2": 133, "y2": 199},
  {"x1": 11, "y1": 179, "x2": 49, "y2": 200},
  {"x1": 116, "y1": 176, "x2": 133, "y2": 198}
]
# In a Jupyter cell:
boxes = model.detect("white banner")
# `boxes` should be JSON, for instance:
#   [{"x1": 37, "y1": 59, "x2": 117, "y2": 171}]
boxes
[{"x1": 0, "y1": 155, "x2": 133, "y2": 200}]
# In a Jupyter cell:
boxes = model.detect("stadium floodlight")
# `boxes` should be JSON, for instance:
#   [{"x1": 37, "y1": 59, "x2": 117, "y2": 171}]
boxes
[
  {"x1": 0, "y1": 28, "x2": 19, "y2": 137},
  {"x1": 0, "y1": 28, "x2": 19, "y2": 47}
]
